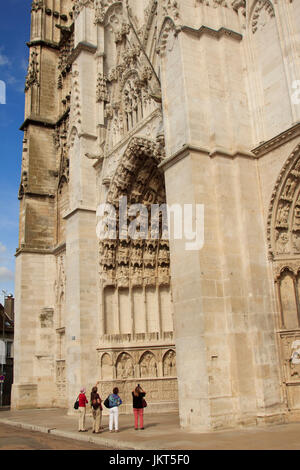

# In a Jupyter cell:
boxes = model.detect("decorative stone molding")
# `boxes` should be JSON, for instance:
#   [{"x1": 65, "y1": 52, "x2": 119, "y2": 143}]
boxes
[
  {"x1": 232, "y1": 0, "x2": 246, "y2": 10},
  {"x1": 96, "y1": 73, "x2": 110, "y2": 103},
  {"x1": 267, "y1": 143, "x2": 300, "y2": 259},
  {"x1": 69, "y1": 66, "x2": 82, "y2": 134},
  {"x1": 25, "y1": 48, "x2": 40, "y2": 91},
  {"x1": 57, "y1": 27, "x2": 74, "y2": 88},
  {"x1": 161, "y1": 0, "x2": 180, "y2": 22},
  {"x1": 251, "y1": 0, "x2": 275, "y2": 34},
  {"x1": 157, "y1": 17, "x2": 180, "y2": 57},
  {"x1": 181, "y1": 25, "x2": 243, "y2": 42},
  {"x1": 142, "y1": 0, "x2": 158, "y2": 46},
  {"x1": 72, "y1": 0, "x2": 94, "y2": 19},
  {"x1": 252, "y1": 123, "x2": 300, "y2": 159},
  {"x1": 94, "y1": 0, "x2": 123, "y2": 25},
  {"x1": 231, "y1": 0, "x2": 246, "y2": 17},
  {"x1": 98, "y1": 345, "x2": 176, "y2": 379},
  {"x1": 273, "y1": 262, "x2": 300, "y2": 280},
  {"x1": 197, "y1": 0, "x2": 233, "y2": 8},
  {"x1": 31, "y1": 0, "x2": 44, "y2": 12}
]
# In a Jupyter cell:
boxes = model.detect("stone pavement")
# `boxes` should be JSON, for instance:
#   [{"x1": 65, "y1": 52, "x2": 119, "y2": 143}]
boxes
[{"x1": 1, "y1": 408, "x2": 300, "y2": 450}]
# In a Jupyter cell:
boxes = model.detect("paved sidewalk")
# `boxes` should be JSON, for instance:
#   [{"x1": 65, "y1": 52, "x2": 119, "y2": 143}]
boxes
[{"x1": 1, "y1": 408, "x2": 300, "y2": 450}]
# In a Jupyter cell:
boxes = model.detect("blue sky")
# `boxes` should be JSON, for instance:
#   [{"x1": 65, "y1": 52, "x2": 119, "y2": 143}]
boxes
[{"x1": 0, "y1": 0, "x2": 31, "y2": 304}]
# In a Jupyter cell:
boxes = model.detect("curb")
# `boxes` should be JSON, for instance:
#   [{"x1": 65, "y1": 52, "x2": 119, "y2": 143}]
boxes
[{"x1": 0, "y1": 418, "x2": 164, "y2": 450}]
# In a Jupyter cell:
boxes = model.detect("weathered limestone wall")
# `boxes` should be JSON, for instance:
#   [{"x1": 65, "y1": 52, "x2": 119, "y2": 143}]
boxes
[
  {"x1": 65, "y1": 208, "x2": 99, "y2": 412},
  {"x1": 12, "y1": 252, "x2": 56, "y2": 409},
  {"x1": 157, "y1": 0, "x2": 298, "y2": 430}
]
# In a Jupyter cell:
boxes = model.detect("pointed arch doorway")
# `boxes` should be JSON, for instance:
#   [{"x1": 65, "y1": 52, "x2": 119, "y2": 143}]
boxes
[
  {"x1": 96, "y1": 137, "x2": 178, "y2": 413},
  {"x1": 269, "y1": 143, "x2": 300, "y2": 415}
]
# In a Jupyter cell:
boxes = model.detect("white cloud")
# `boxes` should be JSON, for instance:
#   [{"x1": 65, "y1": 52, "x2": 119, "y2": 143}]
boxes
[
  {"x1": 0, "y1": 243, "x2": 6, "y2": 253},
  {"x1": 0, "y1": 54, "x2": 9, "y2": 67},
  {"x1": 0, "y1": 267, "x2": 14, "y2": 281},
  {"x1": 0, "y1": 49, "x2": 10, "y2": 67}
]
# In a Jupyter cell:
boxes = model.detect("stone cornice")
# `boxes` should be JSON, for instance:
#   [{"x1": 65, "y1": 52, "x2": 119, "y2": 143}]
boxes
[
  {"x1": 15, "y1": 247, "x2": 53, "y2": 257},
  {"x1": 52, "y1": 242, "x2": 66, "y2": 255},
  {"x1": 159, "y1": 144, "x2": 256, "y2": 172},
  {"x1": 63, "y1": 206, "x2": 97, "y2": 220},
  {"x1": 20, "y1": 116, "x2": 56, "y2": 131},
  {"x1": 15, "y1": 242, "x2": 66, "y2": 257},
  {"x1": 27, "y1": 39, "x2": 60, "y2": 50},
  {"x1": 56, "y1": 108, "x2": 70, "y2": 127},
  {"x1": 20, "y1": 109, "x2": 70, "y2": 131},
  {"x1": 252, "y1": 122, "x2": 300, "y2": 158},
  {"x1": 22, "y1": 191, "x2": 55, "y2": 199},
  {"x1": 68, "y1": 41, "x2": 97, "y2": 65},
  {"x1": 181, "y1": 25, "x2": 243, "y2": 42},
  {"x1": 97, "y1": 345, "x2": 175, "y2": 353}
]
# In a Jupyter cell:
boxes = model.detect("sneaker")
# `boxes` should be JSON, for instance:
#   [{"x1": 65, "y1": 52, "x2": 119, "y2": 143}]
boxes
[{"x1": 140, "y1": 428, "x2": 144, "y2": 430}]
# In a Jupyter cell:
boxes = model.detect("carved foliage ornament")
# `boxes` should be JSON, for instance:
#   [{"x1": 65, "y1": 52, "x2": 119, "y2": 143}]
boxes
[
  {"x1": 25, "y1": 49, "x2": 39, "y2": 91},
  {"x1": 94, "y1": 0, "x2": 124, "y2": 25},
  {"x1": 162, "y1": 0, "x2": 180, "y2": 20},
  {"x1": 72, "y1": 0, "x2": 94, "y2": 18},
  {"x1": 197, "y1": 0, "x2": 244, "y2": 8},
  {"x1": 251, "y1": 0, "x2": 275, "y2": 34},
  {"x1": 31, "y1": 0, "x2": 44, "y2": 12}
]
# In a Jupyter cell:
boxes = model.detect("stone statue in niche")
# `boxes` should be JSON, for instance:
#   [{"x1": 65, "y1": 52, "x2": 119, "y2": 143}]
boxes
[
  {"x1": 116, "y1": 264, "x2": 129, "y2": 288},
  {"x1": 148, "y1": 172, "x2": 162, "y2": 193},
  {"x1": 276, "y1": 231, "x2": 289, "y2": 254},
  {"x1": 163, "y1": 350, "x2": 176, "y2": 376},
  {"x1": 131, "y1": 241, "x2": 143, "y2": 265},
  {"x1": 131, "y1": 265, "x2": 143, "y2": 286},
  {"x1": 294, "y1": 207, "x2": 300, "y2": 230},
  {"x1": 116, "y1": 353, "x2": 134, "y2": 379},
  {"x1": 276, "y1": 202, "x2": 290, "y2": 227},
  {"x1": 137, "y1": 160, "x2": 154, "y2": 186},
  {"x1": 158, "y1": 242, "x2": 170, "y2": 265},
  {"x1": 282, "y1": 177, "x2": 298, "y2": 200},
  {"x1": 140, "y1": 352, "x2": 157, "y2": 378},
  {"x1": 101, "y1": 241, "x2": 116, "y2": 267},
  {"x1": 144, "y1": 241, "x2": 157, "y2": 267},
  {"x1": 143, "y1": 265, "x2": 156, "y2": 286},
  {"x1": 158, "y1": 265, "x2": 170, "y2": 285},
  {"x1": 101, "y1": 265, "x2": 116, "y2": 285},
  {"x1": 117, "y1": 240, "x2": 130, "y2": 264},
  {"x1": 143, "y1": 189, "x2": 156, "y2": 205},
  {"x1": 289, "y1": 340, "x2": 300, "y2": 378},
  {"x1": 131, "y1": 180, "x2": 144, "y2": 203}
]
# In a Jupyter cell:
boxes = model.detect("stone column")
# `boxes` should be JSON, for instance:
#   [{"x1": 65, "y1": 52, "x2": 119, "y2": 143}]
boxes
[{"x1": 65, "y1": 5, "x2": 99, "y2": 411}]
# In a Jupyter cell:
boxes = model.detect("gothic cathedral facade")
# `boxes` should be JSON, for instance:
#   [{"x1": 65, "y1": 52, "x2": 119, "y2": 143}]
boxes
[{"x1": 13, "y1": 0, "x2": 300, "y2": 432}]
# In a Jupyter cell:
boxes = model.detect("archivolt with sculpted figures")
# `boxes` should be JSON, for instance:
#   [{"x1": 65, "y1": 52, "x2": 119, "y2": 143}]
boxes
[{"x1": 269, "y1": 143, "x2": 300, "y2": 412}]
